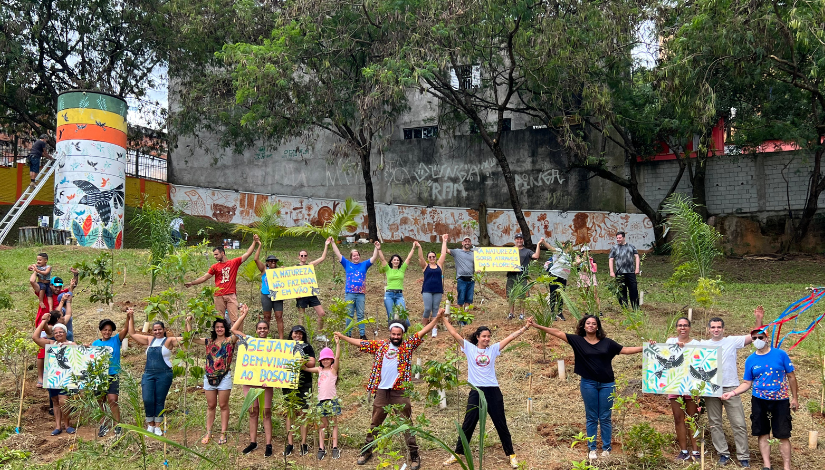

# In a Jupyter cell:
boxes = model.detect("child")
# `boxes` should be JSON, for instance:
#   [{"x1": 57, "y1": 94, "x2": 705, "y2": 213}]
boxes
[
  {"x1": 303, "y1": 338, "x2": 342, "y2": 460},
  {"x1": 28, "y1": 253, "x2": 53, "y2": 310}
]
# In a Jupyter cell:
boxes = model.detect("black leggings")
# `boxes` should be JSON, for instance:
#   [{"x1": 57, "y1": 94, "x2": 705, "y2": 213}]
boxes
[
  {"x1": 548, "y1": 276, "x2": 567, "y2": 315},
  {"x1": 454, "y1": 386, "x2": 514, "y2": 456}
]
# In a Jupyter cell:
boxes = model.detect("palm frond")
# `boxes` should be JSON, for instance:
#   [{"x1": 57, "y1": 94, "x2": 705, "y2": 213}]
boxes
[
  {"x1": 284, "y1": 198, "x2": 363, "y2": 240},
  {"x1": 661, "y1": 193, "x2": 723, "y2": 279},
  {"x1": 233, "y1": 201, "x2": 284, "y2": 250}
]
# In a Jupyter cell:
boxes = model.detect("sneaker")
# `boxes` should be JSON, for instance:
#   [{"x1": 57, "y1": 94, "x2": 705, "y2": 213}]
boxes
[
  {"x1": 675, "y1": 451, "x2": 690, "y2": 462},
  {"x1": 49, "y1": 407, "x2": 54, "y2": 416},
  {"x1": 410, "y1": 453, "x2": 421, "y2": 470},
  {"x1": 300, "y1": 443, "x2": 310, "y2": 456},
  {"x1": 432, "y1": 327, "x2": 438, "y2": 337},
  {"x1": 518, "y1": 314, "x2": 524, "y2": 320},
  {"x1": 601, "y1": 450, "x2": 610, "y2": 458},
  {"x1": 146, "y1": 425, "x2": 155, "y2": 433},
  {"x1": 114, "y1": 425, "x2": 122, "y2": 436},
  {"x1": 265, "y1": 444, "x2": 273, "y2": 457},
  {"x1": 558, "y1": 313, "x2": 566, "y2": 321},
  {"x1": 98, "y1": 424, "x2": 110, "y2": 437},
  {"x1": 317, "y1": 448, "x2": 326, "y2": 460},
  {"x1": 738, "y1": 460, "x2": 749, "y2": 468},
  {"x1": 359, "y1": 335, "x2": 367, "y2": 341},
  {"x1": 443, "y1": 455, "x2": 459, "y2": 466},
  {"x1": 718, "y1": 455, "x2": 731, "y2": 465},
  {"x1": 509, "y1": 454, "x2": 519, "y2": 469},
  {"x1": 588, "y1": 450, "x2": 598, "y2": 460},
  {"x1": 242, "y1": 442, "x2": 258, "y2": 454},
  {"x1": 283, "y1": 444, "x2": 294, "y2": 456},
  {"x1": 153, "y1": 426, "x2": 163, "y2": 436},
  {"x1": 331, "y1": 447, "x2": 340, "y2": 459},
  {"x1": 507, "y1": 313, "x2": 515, "y2": 320},
  {"x1": 316, "y1": 334, "x2": 328, "y2": 342},
  {"x1": 357, "y1": 452, "x2": 373, "y2": 465},
  {"x1": 691, "y1": 451, "x2": 701, "y2": 461}
]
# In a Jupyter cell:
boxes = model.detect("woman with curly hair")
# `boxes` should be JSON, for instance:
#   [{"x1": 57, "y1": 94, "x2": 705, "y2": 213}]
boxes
[
  {"x1": 189, "y1": 316, "x2": 239, "y2": 444},
  {"x1": 530, "y1": 315, "x2": 642, "y2": 461}
]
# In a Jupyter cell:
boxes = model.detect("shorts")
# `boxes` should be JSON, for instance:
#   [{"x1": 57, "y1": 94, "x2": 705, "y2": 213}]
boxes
[
  {"x1": 282, "y1": 386, "x2": 312, "y2": 410},
  {"x1": 203, "y1": 373, "x2": 234, "y2": 391},
  {"x1": 48, "y1": 388, "x2": 67, "y2": 399},
  {"x1": 751, "y1": 396, "x2": 792, "y2": 439},
  {"x1": 38, "y1": 282, "x2": 52, "y2": 297},
  {"x1": 668, "y1": 394, "x2": 694, "y2": 400},
  {"x1": 105, "y1": 374, "x2": 120, "y2": 395},
  {"x1": 261, "y1": 293, "x2": 284, "y2": 313},
  {"x1": 242, "y1": 385, "x2": 274, "y2": 408},
  {"x1": 506, "y1": 274, "x2": 529, "y2": 299},
  {"x1": 29, "y1": 156, "x2": 41, "y2": 173},
  {"x1": 296, "y1": 296, "x2": 321, "y2": 309},
  {"x1": 317, "y1": 398, "x2": 342, "y2": 417}
]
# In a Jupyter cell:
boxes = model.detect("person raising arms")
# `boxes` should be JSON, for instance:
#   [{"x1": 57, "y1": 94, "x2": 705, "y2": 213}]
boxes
[
  {"x1": 377, "y1": 243, "x2": 416, "y2": 326},
  {"x1": 415, "y1": 234, "x2": 448, "y2": 337},
  {"x1": 295, "y1": 237, "x2": 333, "y2": 340},
  {"x1": 530, "y1": 315, "x2": 642, "y2": 461},
  {"x1": 90, "y1": 311, "x2": 129, "y2": 437},
  {"x1": 32, "y1": 318, "x2": 75, "y2": 436},
  {"x1": 441, "y1": 316, "x2": 532, "y2": 469},
  {"x1": 329, "y1": 240, "x2": 380, "y2": 339},
  {"x1": 126, "y1": 309, "x2": 184, "y2": 435}
]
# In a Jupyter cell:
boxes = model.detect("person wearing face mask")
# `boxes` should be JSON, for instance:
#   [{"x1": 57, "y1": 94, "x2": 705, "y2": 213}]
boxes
[
  {"x1": 33, "y1": 318, "x2": 76, "y2": 436},
  {"x1": 693, "y1": 307, "x2": 765, "y2": 467},
  {"x1": 441, "y1": 317, "x2": 532, "y2": 469},
  {"x1": 721, "y1": 327, "x2": 799, "y2": 470},
  {"x1": 90, "y1": 312, "x2": 129, "y2": 437},
  {"x1": 231, "y1": 304, "x2": 275, "y2": 456},
  {"x1": 334, "y1": 309, "x2": 443, "y2": 470},
  {"x1": 529, "y1": 315, "x2": 642, "y2": 461},
  {"x1": 127, "y1": 310, "x2": 184, "y2": 436}
]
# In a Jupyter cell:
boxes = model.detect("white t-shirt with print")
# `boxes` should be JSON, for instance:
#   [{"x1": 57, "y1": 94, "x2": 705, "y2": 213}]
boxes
[
  {"x1": 378, "y1": 344, "x2": 400, "y2": 389},
  {"x1": 692, "y1": 335, "x2": 747, "y2": 388},
  {"x1": 462, "y1": 339, "x2": 501, "y2": 387}
]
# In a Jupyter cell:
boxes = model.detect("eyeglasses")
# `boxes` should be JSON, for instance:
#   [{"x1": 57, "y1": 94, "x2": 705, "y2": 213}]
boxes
[
  {"x1": 299, "y1": 255, "x2": 308, "y2": 257},
  {"x1": 751, "y1": 335, "x2": 766, "y2": 341}
]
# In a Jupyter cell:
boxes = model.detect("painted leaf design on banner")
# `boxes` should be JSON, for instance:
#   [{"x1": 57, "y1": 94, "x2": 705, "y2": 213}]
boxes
[
  {"x1": 102, "y1": 227, "x2": 116, "y2": 249},
  {"x1": 82, "y1": 214, "x2": 93, "y2": 235}
]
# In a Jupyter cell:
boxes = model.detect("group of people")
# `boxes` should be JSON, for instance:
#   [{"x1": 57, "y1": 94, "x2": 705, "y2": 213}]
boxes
[{"x1": 28, "y1": 232, "x2": 800, "y2": 470}]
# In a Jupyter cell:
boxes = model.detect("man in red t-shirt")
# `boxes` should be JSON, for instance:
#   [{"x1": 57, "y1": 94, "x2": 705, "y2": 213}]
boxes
[{"x1": 185, "y1": 235, "x2": 259, "y2": 322}]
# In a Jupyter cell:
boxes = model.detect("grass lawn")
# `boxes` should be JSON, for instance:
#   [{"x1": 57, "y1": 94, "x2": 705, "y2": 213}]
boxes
[{"x1": 1, "y1": 238, "x2": 824, "y2": 469}]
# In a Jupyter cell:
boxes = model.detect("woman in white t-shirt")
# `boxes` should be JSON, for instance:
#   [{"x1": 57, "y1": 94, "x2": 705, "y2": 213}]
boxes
[{"x1": 440, "y1": 316, "x2": 532, "y2": 469}]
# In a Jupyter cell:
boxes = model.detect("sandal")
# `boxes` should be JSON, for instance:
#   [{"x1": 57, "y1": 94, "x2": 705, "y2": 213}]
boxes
[
  {"x1": 37, "y1": 380, "x2": 43, "y2": 388},
  {"x1": 217, "y1": 434, "x2": 227, "y2": 445},
  {"x1": 200, "y1": 433, "x2": 212, "y2": 445}
]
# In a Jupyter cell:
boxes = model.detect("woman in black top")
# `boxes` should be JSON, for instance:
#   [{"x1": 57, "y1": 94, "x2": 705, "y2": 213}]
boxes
[{"x1": 530, "y1": 315, "x2": 642, "y2": 461}]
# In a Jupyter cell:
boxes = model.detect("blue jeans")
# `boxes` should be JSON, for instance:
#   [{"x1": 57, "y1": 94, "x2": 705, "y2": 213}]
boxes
[
  {"x1": 456, "y1": 278, "x2": 475, "y2": 305},
  {"x1": 142, "y1": 367, "x2": 173, "y2": 422},
  {"x1": 345, "y1": 292, "x2": 366, "y2": 336},
  {"x1": 383, "y1": 291, "x2": 407, "y2": 324},
  {"x1": 580, "y1": 378, "x2": 615, "y2": 451}
]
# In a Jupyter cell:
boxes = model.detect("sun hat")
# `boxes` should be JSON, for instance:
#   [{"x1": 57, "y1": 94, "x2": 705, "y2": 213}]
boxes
[{"x1": 318, "y1": 347, "x2": 335, "y2": 364}]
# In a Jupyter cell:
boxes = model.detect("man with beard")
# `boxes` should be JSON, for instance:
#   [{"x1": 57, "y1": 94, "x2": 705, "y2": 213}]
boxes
[{"x1": 334, "y1": 308, "x2": 443, "y2": 470}]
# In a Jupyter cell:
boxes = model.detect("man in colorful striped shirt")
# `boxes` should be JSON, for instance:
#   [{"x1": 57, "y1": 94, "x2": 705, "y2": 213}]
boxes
[{"x1": 335, "y1": 308, "x2": 443, "y2": 470}]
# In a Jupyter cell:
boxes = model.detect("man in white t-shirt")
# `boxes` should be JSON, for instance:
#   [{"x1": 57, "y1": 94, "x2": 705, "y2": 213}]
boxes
[
  {"x1": 693, "y1": 306, "x2": 764, "y2": 467},
  {"x1": 169, "y1": 218, "x2": 185, "y2": 246}
]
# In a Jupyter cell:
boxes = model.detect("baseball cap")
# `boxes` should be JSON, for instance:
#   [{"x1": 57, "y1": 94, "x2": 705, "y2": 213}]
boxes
[
  {"x1": 463, "y1": 235, "x2": 472, "y2": 240},
  {"x1": 51, "y1": 276, "x2": 64, "y2": 287},
  {"x1": 514, "y1": 233, "x2": 524, "y2": 239}
]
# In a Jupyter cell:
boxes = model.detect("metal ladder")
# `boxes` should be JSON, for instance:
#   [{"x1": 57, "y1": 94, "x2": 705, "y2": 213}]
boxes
[{"x1": 0, "y1": 159, "x2": 56, "y2": 246}]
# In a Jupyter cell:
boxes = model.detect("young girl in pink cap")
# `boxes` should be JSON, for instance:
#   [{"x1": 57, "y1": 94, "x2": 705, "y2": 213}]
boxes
[{"x1": 304, "y1": 337, "x2": 342, "y2": 460}]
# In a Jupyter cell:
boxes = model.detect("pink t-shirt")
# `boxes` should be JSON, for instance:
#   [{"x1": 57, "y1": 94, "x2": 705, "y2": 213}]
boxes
[{"x1": 317, "y1": 368, "x2": 338, "y2": 401}]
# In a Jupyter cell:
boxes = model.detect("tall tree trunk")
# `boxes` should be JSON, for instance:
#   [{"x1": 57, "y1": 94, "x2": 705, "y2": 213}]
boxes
[
  {"x1": 491, "y1": 145, "x2": 532, "y2": 243},
  {"x1": 790, "y1": 145, "x2": 825, "y2": 250},
  {"x1": 358, "y1": 147, "x2": 379, "y2": 241},
  {"x1": 691, "y1": 159, "x2": 709, "y2": 220},
  {"x1": 477, "y1": 201, "x2": 490, "y2": 246}
]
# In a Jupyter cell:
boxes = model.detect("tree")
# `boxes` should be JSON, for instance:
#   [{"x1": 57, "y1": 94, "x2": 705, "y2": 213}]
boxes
[
  {"x1": 215, "y1": 0, "x2": 413, "y2": 241},
  {"x1": 669, "y1": 0, "x2": 825, "y2": 249},
  {"x1": 0, "y1": 0, "x2": 168, "y2": 136}
]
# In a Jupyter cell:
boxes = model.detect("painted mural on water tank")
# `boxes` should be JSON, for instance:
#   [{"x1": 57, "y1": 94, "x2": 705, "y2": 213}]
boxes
[{"x1": 53, "y1": 91, "x2": 127, "y2": 248}]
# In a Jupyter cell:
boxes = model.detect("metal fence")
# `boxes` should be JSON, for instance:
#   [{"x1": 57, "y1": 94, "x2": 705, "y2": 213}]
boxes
[{"x1": 126, "y1": 150, "x2": 167, "y2": 182}]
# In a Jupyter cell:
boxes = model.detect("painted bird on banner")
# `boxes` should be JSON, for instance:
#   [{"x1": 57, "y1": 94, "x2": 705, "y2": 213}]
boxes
[{"x1": 73, "y1": 180, "x2": 124, "y2": 225}]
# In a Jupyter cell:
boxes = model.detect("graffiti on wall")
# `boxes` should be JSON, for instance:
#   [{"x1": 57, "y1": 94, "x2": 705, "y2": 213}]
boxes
[{"x1": 170, "y1": 184, "x2": 655, "y2": 251}]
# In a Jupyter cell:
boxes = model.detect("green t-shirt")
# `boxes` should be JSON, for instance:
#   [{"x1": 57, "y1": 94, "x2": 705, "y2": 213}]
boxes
[{"x1": 379, "y1": 262, "x2": 408, "y2": 290}]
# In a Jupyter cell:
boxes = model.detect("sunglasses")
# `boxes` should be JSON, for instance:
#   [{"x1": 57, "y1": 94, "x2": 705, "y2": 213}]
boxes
[
  {"x1": 751, "y1": 335, "x2": 766, "y2": 341},
  {"x1": 299, "y1": 254, "x2": 308, "y2": 257}
]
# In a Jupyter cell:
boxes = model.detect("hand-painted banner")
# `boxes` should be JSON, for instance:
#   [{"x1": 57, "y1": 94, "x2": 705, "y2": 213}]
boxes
[
  {"x1": 473, "y1": 247, "x2": 521, "y2": 272},
  {"x1": 642, "y1": 343, "x2": 723, "y2": 397},
  {"x1": 44, "y1": 345, "x2": 109, "y2": 390},
  {"x1": 266, "y1": 266, "x2": 320, "y2": 301},
  {"x1": 232, "y1": 338, "x2": 304, "y2": 388}
]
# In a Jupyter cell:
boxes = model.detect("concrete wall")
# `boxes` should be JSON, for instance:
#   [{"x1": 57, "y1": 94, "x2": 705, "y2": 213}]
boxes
[
  {"x1": 626, "y1": 151, "x2": 825, "y2": 218},
  {"x1": 171, "y1": 127, "x2": 627, "y2": 213}
]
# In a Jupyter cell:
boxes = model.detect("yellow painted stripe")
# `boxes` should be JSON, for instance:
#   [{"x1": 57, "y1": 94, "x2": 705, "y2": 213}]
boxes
[{"x1": 57, "y1": 108, "x2": 127, "y2": 133}]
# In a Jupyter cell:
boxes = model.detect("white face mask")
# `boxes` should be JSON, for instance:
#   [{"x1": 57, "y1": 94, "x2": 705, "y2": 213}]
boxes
[{"x1": 753, "y1": 339, "x2": 767, "y2": 350}]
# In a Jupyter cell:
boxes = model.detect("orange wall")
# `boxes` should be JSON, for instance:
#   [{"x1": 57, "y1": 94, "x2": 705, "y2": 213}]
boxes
[{"x1": 0, "y1": 163, "x2": 168, "y2": 206}]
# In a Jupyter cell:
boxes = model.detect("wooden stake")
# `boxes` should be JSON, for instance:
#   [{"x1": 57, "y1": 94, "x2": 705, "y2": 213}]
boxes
[
  {"x1": 809, "y1": 430, "x2": 818, "y2": 449},
  {"x1": 415, "y1": 358, "x2": 421, "y2": 379},
  {"x1": 15, "y1": 361, "x2": 27, "y2": 433},
  {"x1": 700, "y1": 434, "x2": 705, "y2": 470},
  {"x1": 163, "y1": 415, "x2": 168, "y2": 457},
  {"x1": 639, "y1": 291, "x2": 644, "y2": 305},
  {"x1": 688, "y1": 308, "x2": 693, "y2": 322},
  {"x1": 557, "y1": 359, "x2": 566, "y2": 381},
  {"x1": 528, "y1": 342, "x2": 533, "y2": 415},
  {"x1": 142, "y1": 321, "x2": 150, "y2": 333}
]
